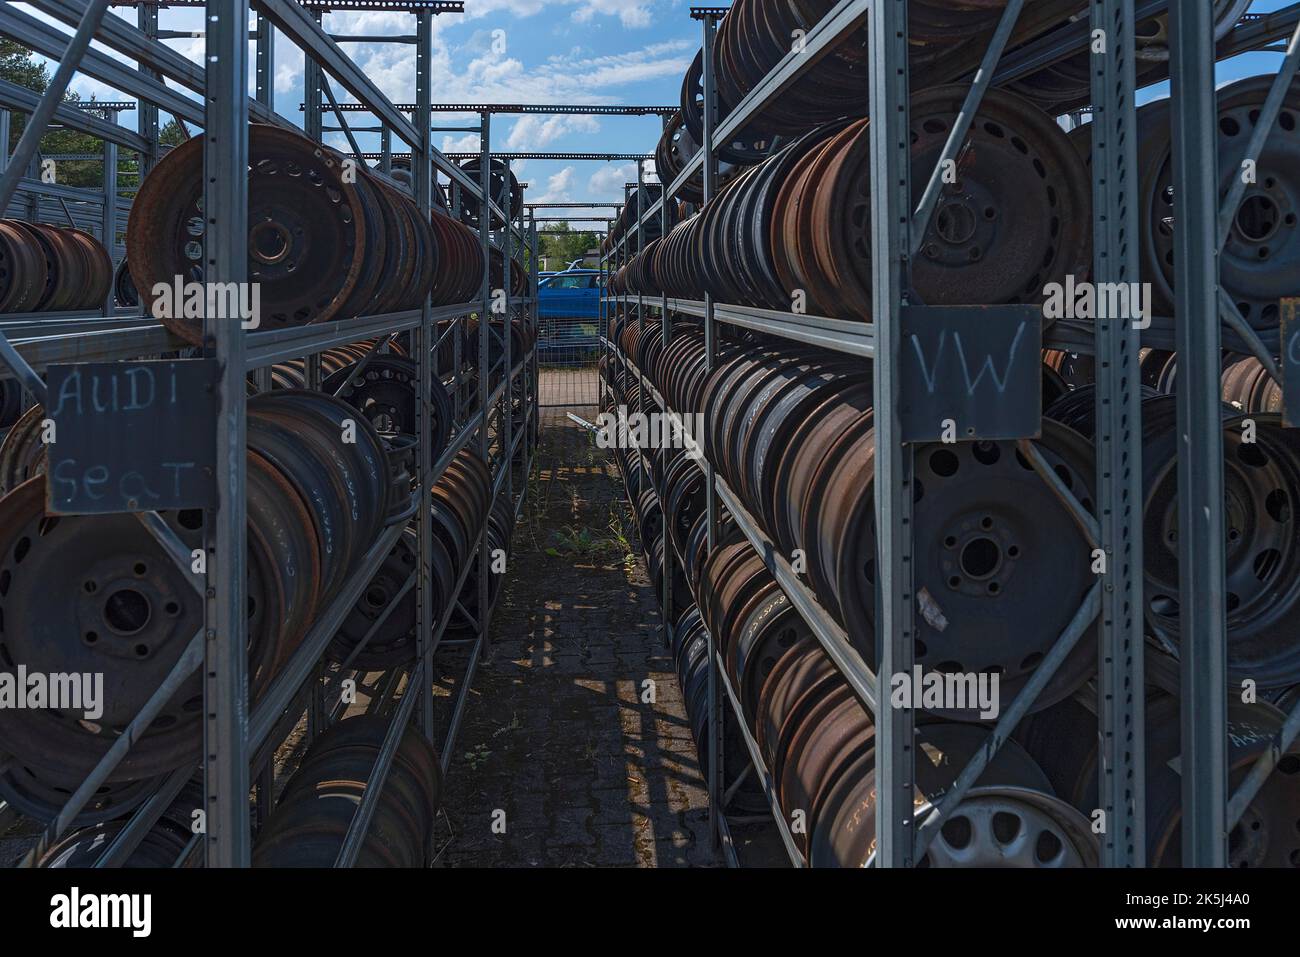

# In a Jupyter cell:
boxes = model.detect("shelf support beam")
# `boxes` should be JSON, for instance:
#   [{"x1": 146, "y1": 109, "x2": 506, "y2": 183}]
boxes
[{"x1": 1169, "y1": 0, "x2": 1229, "y2": 869}]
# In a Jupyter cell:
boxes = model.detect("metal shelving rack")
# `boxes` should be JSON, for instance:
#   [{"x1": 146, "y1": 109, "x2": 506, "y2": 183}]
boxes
[
  {"x1": 0, "y1": 0, "x2": 540, "y2": 867},
  {"x1": 601, "y1": 0, "x2": 1300, "y2": 868}
]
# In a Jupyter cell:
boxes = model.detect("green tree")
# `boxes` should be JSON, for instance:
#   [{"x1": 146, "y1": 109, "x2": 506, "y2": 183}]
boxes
[
  {"x1": 2, "y1": 39, "x2": 187, "y2": 195},
  {"x1": 539, "y1": 221, "x2": 599, "y2": 269}
]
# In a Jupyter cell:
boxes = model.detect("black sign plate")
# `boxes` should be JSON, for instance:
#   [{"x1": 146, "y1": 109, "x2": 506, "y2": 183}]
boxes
[
  {"x1": 45, "y1": 359, "x2": 218, "y2": 515},
  {"x1": 1283, "y1": 299, "x2": 1300, "y2": 428},
  {"x1": 900, "y1": 305, "x2": 1042, "y2": 442}
]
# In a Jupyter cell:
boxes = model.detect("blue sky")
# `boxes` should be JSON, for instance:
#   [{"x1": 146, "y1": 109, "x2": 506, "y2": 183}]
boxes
[{"x1": 17, "y1": 0, "x2": 1297, "y2": 225}]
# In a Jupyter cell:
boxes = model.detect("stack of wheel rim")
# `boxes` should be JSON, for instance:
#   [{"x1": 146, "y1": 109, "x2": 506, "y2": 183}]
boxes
[
  {"x1": 445, "y1": 460, "x2": 516, "y2": 641},
  {"x1": 694, "y1": 527, "x2": 1101, "y2": 867},
  {"x1": 607, "y1": 331, "x2": 1103, "y2": 866},
  {"x1": 488, "y1": 246, "x2": 530, "y2": 299},
  {"x1": 621, "y1": 89, "x2": 1092, "y2": 319},
  {"x1": 0, "y1": 220, "x2": 112, "y2": 313},
  {"x1": 1065, "y1": 73, "x2": 1298, "y2": 347},
  {"x1": 1045, "y1": 391, "x2": 1300, "y2": 692},
  {"x1": 616, "y1": 1, "x2": 1256, "y2": 248},
  {"x1": 430, "y1": 208, "x2": 486, "y2": 307},
  {"x1": 252, "y1": 714, "x2": 442, "y2": 868},
  {"x1": 604, "y1": 0, "x2": 1299, "y2": 868},
  {"x1": 127, "y1": 124, "x2": 487, "y2": 345},
  {"x1": 324, "y1": 352, "x2": 454, "y2": 465},
  {"x1": 669, "y1": 604, "x2": 769, "y2": 815},
  {"x1": 329, "y1": 448, "x2": 493, "y2": 667},
  {"x1": 626, "y1": 331, "x2": 1105, "y2": 718},
  {"x1": 610, "y1": 317, "x2": 1300, "y2": 865},
  {"x1": 1221, "y1": 355, "x2": 1283, "y2": 413},
  {"x1": 1017, "y1": 684, "x2": 1300, "y2": 867},
  {"x1": 0, "y1": 391, "x2": 390, "y2": 825},
  {"x1": 251, "y1": 338, "x2": 407, "y2": 392},
  {"x1": 37, "y1": 777, "x2": 203, "y2": 868},
  {"x1": 456, "y1": 157, "x2": 524, "y2": 232},
  {"x1": 458, "y1": 317, "x2": 537, "y2": 402},
  {"x1": 600, "y1": 183, "x2": 672, "y2": 256}
]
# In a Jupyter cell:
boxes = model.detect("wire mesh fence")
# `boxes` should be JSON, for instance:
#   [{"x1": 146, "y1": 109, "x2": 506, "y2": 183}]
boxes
[{"x1": 538, "y1": 314, "x2": 600, "y2": 407}]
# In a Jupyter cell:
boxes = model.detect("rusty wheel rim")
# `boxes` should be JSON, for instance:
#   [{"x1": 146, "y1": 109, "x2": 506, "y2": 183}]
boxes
[{"x1": 128, "y1": 126, "x2": 369, "y2": 345}]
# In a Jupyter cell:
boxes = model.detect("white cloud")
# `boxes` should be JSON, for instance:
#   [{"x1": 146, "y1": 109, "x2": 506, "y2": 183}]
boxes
[
  {"x1": 440, "y1": 133, "x2": 483, "y2": 153},
  {"x1": 461, "y1": 0, "x2": 663, "y2": 28},
  {"x1": 588, "y1": 162, "x2": 637, "y2": 196},
  {"x1": 530, "y1": 166, "x2": 576, "y2": 203},
  {"x1": 275, "y1": 48, "x2": 305, "y2": 95},
  {"x1": 506, "y1": 115, "x2": 601, "y2": 150},
  {"x1": 572, "y1": 1, "x2": 655, "y2": 29}
]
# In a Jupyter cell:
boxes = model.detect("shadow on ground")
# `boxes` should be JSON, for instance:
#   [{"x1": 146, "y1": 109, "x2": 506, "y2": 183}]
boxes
[{"x1": 438, "y1": 403, "x2": 716, "y2": 867}]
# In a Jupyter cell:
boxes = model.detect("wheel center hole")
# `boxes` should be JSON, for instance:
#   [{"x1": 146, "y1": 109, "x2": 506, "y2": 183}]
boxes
[
  {"x1": 1235, "y1": 194, "x2": 1281, "y2": 243},
  {"x1": 249, "y1": 220, "x2": 293, "y2": 265},
  {"x1": 936, "y1": 202, "x2": 978, "y2": 245},
  {"x1": 960, "y1": 537, "x2": 1002, "y2": 579},
  {"x1": 104, "y1": 588, "x2": 152, "y2": 636}
]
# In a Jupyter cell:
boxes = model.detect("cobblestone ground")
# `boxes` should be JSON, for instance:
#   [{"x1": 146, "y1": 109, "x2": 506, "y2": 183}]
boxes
[{"x1": 438, "y1": 401, "x2": 717, "y2": 867}]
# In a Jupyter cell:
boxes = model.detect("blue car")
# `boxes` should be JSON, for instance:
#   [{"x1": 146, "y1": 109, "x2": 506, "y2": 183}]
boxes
[{"x1": 538, "y1": 268, "x2": 603, "y2": 361}]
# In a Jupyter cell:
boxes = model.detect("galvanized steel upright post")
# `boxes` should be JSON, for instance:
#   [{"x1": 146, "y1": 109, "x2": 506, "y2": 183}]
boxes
[
  {"x1": 101, "y1": 119, "x2": 118, "y2": 313},
  {"x1": 870, "y1": 0, "x2": 916, "y2": 868},
  {"x1": 504, "y1": 159, "x2": 514, "y2": 506},
  {"x1": 302, "y1": 8, "x2": 323, "y2": 395},
  {"x1": 660, "y1": 147, "x2": 672, "y2": 653},
  {"x1": 530, "y1": 215, "x2": 540, "y2": 467},
  {"x1": 253, "y1": 13, "x2": 275, "y2": 394},
  {"x1": 254, "y1": 11, "x2": 275, "y2": 110},
  {"x1": 303, "y1": 10, "x2": 324, "y2": 141},
  {"x1": 699, "y1": 10, "x2": 724, "y2": 856},
  {"x1": 416, "y1": 10, "x2": 437, "y2": 740},
  {"x1": 702, "y1": 15, "x2": 720, "y2": 553},
  {"x1": 635, "y1": 166, "x2": 645, "y2": 336},
  {"x1": 203, "y1": 0, "x2": 251, "y2": 868},
  {"x1": 1089, "y1": 0, "x2": 1146, "y2": 868},
  {"x1": 478, "y1": 112, "x2": 493, "y2": 661},
  {"x1": 138, "y1": 3, "x2": 161, "y2": 177},
  {"x1": 1169, "y1": 0, "x2": 1229, "y2": 868},
  {"x1": 302, "y1": 8, "x2": 324, "y2": 423}
]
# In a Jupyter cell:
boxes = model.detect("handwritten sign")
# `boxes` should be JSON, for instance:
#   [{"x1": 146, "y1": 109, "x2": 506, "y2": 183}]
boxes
[
  {"x1": 45, "y1": 359, "x2": 218, "y2": 515},
  {"x1": 1283, "y1": 299, "x2": 1300, "y2": 428},
  {"x1": 900, "y1": 305, "x2": 1042, "y2": 441}
]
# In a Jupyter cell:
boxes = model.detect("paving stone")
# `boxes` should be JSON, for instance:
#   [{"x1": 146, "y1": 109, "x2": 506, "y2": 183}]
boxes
[{"x1": 439, "y1": 406, "x2": 717, "y2": 868}]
